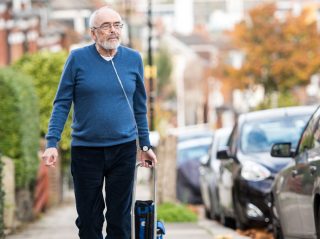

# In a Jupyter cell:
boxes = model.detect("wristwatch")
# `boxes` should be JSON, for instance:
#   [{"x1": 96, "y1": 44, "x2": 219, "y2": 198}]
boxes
[{"x1": 141, "y1": 145, "x2": 152, "y2": 152}]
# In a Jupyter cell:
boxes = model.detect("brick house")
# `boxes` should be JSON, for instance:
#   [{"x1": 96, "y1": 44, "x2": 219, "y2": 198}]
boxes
[{"x1": 0, "y1": 0, "x2": 66, "y2": 67}]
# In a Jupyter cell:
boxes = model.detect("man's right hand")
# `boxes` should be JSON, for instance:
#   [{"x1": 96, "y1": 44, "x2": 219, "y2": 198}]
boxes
[{"x1": 42, "y1": 147, "x2": 59, "y2": 168}]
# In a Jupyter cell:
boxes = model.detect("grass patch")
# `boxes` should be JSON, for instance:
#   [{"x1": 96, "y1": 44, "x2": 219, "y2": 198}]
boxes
[{"x1": 157, "y1": 202, "x2": 198, "y2": 222}]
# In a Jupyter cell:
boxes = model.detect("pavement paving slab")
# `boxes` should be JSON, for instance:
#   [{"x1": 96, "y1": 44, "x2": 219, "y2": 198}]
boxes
[{"x1": 6, "y1": 202, "x2": 78, "y2": 239}]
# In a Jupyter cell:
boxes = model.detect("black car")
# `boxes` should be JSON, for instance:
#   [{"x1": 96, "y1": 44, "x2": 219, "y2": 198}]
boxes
[
  {"x1": 271, "y1": 105, "x2": 320, "y2": 239},
  {"x1": 199, "y1": 127, "x2": 232, "y2": 219},
  {"x1": 217, "y1": 106, "x2": 315, "y2": 229}
]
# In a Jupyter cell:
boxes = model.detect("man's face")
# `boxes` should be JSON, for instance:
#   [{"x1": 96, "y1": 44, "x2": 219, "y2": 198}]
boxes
[{"x1": 91, "y1": 10, "x2": 122, "y2": 51}]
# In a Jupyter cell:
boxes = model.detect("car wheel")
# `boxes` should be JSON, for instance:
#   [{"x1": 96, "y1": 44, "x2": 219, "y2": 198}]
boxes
[
  {"x1": 209, "y1": 190, "x2": 220, "y2": 221},
  {"x1": 177, "y1": 183, "x2": 192, "y2": 204},
  {"x1": 233, "y1": 192, "x2": 247, "y2": 230},
  {"x1": 271, "y1": 202, "x2": 284, "y2": 239},
  {"x1": 317, "y1": 206, "x2": 320, "y2": 239},
  {"x1": 220, "y1": 209, "x2": 236, "y2": 229},
  {"x1": 235, "y1": 216, "x2": 247, "y2": 231},
  {"x1": 213, "y1": 188, "x2": 222, "y2": 221},
  {"x1": 204, "y1": 189, "x2": 214, "y2": 219},
  {"x1": 205, "y1": 207, "x2": 212, "y2": 219},
  {"x1": 204, "y1": 189, "x2": 212, "y2": 219},
  {"x1": 272, "y1": 216, "x2": 284, "y2": 239}
]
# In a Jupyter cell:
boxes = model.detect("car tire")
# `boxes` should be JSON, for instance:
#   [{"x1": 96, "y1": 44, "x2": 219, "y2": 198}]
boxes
[
  {"x1": 214, "y1": 188, "x2": 221, "y2": 221},
  {"x1": 235, "y1": 217, "x2": 247, "y2": 231},
  {"x1": 209, "y1": 190, "x2": 220, "y2": 221},
  {"x1": 233, "y1": 192, "x2": 247, "y2": 230},
  {"x1": 272, "y1": 217, "x2": 284, "y2": 239},
  {"x1": 204, "y1": 189, "x2": 212, "y2": 219},
  {"x1": 205, "y1": 207, "x2": 212, "y2": 219},
  {"x1": 220, "y1": 209, "x2": 236, "y2": 229},
  {"x1": 271, "y1": 203, "x2": 284, "y2": 239},
  {"x1": 177, "y1": 182, "x2": 192, "y2": 204},
  {"x1": 317, "y1": 206, "x2": 320, "y2": 239}
]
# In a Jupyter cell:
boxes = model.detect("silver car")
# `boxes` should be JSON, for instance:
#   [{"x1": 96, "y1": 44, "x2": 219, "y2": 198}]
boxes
[
  {"x1": 199, "y1": 127, "x2": 232, "y2": 219},
  {"x1": 271, "y1": 105, "x2": 320, "y2": 239}
]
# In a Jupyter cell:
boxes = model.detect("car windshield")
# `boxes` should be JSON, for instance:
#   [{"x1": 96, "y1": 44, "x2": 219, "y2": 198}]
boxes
[
  {"x1": 177, "y1": 136, "x2": 212, "y2": 165},
  {"x1": 178, "y1": 144, "x2": 211, "y2": 165},
  {"x1": 241, "y1": 115, "x2": 310, "y2": 154}
]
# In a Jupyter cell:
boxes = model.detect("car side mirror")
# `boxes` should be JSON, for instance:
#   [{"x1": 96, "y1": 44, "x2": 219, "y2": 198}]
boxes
[
  {"x1": 217, "y1": 147, "x2": 230, "y2": 160},
  {"x1": 271, "y1": 143, "x2": 295, "y2": 158},
  {"x1": 200, "y1": 155, "x2": 210, "y2": 167}
]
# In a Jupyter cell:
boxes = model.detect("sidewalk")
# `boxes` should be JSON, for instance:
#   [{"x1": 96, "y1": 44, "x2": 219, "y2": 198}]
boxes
[{"x1": 6, "y1": 185, "x2": 249, "y2": 239}]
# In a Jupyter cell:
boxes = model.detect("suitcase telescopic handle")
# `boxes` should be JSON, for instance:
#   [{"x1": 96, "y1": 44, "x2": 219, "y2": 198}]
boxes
[{"x1": 131, "y1": 160, "x2": 157, "y2": 239}]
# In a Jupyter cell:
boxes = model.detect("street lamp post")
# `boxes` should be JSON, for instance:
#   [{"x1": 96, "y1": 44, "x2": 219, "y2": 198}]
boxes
[
  {"x1": 124, "y1": 0, "x2": 132, "y2": 48},
  {"x1": 147, "y1": 0, "x2": 155, "y2": 131}
]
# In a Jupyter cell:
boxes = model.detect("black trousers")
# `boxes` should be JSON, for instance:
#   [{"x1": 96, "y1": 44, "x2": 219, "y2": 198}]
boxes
[{"x1": 71, "y1": 140, "x2": 137, "y2": 239}]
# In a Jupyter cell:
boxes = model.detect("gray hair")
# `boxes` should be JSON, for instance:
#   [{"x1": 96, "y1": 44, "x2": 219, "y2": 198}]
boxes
[
  {"x1": 89, "y1": 10, "x2": 98, "y2": 28},
  {"x1": 89, "y1": 7, "x2": 121, "y2": 29}
]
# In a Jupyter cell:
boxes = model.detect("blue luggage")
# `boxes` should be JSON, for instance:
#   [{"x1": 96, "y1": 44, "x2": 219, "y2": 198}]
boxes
[{"x1": 131, "y1": 162, "x2": 166, "y2": 239}]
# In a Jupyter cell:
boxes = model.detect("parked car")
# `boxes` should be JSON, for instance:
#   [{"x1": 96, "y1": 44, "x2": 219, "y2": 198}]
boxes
[
  {"x1": 217, "y1": 106, "x2": 315, "y2": 230},
  {"x1": 177, "y1": 131, "x2": 213, "y2": 204},
  {"x1": 199, "y1": 127, "x2": 232, "y2": 219},
  {"x1": 271, "y1": 105, "x2": 320, "y2": 239}
]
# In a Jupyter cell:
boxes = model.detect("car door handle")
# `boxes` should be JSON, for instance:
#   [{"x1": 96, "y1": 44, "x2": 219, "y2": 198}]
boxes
[
  {"x1": 310, "y1": 165, "x2": 317, "y2": 175},
  {"x1": 291, "y1": 169, "x2": 298, "y2": 177}
]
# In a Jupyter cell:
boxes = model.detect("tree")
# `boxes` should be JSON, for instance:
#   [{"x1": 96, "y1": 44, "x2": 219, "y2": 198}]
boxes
[
  {"x1": 227, "y1": 3, "x2": 320, "y2": 97},
  {"x1": 155, "y1": 46, "x2": 173, "y2": 98},
  {"x1": 143, "y1": 46, "x2": 175, "y2": 131},
  {"x1": 154, "y1": 46, "x2": 176, "y2": 131}
]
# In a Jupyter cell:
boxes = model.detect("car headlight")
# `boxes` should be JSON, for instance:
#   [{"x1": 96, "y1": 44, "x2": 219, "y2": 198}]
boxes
[{"x1": 241, "y1": 161, "x2": 271, "y2": 181}]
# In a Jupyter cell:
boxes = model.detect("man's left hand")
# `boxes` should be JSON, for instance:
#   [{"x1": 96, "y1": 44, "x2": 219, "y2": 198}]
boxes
[{"x1": 139, "y1": 149, "x2": 157, "y2": 168}]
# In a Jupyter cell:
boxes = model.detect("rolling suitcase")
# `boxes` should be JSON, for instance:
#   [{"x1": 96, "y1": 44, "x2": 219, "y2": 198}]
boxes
[{"x1": 131, "y1": 161, "x2": 166, "y2": 239}]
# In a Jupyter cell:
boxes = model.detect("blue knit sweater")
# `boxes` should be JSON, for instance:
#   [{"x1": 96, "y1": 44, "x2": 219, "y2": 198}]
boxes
[{"x1": 46, "y1": 44, "x2": 150, "y2": 148}]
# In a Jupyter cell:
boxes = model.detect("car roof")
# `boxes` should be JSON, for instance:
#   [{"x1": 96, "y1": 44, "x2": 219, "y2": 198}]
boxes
[
  {"x1": 239, "y1": 105, "x2": 317, "y2": 123},
  {"x1": 168, "y1": 124, "x2": 214, "y2": 142},
  {"x1": 178, "y1": 136, "x2": 213, "y2": 150},
  {"x1": 178, "y1": 131, "x2": 213, "y2": 142}
]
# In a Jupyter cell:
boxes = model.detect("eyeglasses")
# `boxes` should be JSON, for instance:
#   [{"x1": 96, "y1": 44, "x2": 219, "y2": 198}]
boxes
[{"x1": 92, "y1": 22, "x2": 124, "y2": 31}]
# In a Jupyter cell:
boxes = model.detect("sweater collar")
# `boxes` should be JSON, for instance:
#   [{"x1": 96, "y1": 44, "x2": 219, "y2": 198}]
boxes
[{"x1": 91, "y1": 43, "x2": 122, "y2": 63}]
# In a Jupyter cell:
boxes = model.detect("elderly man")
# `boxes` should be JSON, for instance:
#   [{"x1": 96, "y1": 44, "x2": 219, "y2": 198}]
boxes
[{"x1": 41, "y1": 6, "x2": 157, "y2": 239}]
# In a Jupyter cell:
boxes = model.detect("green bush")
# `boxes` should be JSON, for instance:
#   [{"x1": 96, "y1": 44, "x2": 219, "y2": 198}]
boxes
[
  {"x1": 0, "y1": 68, "x2": 40, "y2": 188},
  {"x1": 13, "y1": 51, "x2": 72, "y2": 154},
  {"x1": 0, "y1": 154, "x2": 4, "y2": 239},
  {"x1": 14, "y1": 50, "x2": 74, "y2": 194},
  {"x1": 255, "y1": 92, "x2": 299, "y2": 110},
  {"x1": 157, "y1": 202, "x2": 198, "y2": 223}
]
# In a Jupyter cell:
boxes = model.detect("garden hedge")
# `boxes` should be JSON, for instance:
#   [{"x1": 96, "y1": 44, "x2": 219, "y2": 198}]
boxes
[
  {"x1": 0, "y1": 153, "x2": 4, "y2": 238},
  {"x1": 0, "y1": 68, "x2": 40, "y2": 188}
]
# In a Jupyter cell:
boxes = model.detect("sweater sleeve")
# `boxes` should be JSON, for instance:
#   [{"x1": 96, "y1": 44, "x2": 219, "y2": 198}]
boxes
[
  {"x1": 133, "y1": 54, "x2": 151, "y2": 147},
  {"x1": 45, "y1": 52, "x2": 75, "y2": 148}
]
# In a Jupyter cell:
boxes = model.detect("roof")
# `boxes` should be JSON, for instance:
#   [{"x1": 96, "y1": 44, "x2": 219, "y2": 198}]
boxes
[
  {"x1": 173, "y1": 32, "x2": 214, "y2": 46},
  {"x1": 168, "y1": 124, "x2": 213, "y2": 139},
  {"x1": 49, "y1": 0, "x2": 100, "y2": 10}
]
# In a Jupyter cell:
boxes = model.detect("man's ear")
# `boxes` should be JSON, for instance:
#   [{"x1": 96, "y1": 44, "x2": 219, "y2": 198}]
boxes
[{"x1": 90, "y1": 29, "x2": 97, "y2": 41}]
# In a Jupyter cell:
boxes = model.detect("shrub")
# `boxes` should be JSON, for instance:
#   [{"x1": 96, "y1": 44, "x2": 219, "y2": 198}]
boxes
[
  {"x1": 13, "y1": 51, "x2": 71, "y2": 155},
  {"x1": 14, "y1": 51, "x2": 75, "y2": 196},
  {"x1": 157, "y1": 202, "x2": 198, "y2": 223},
  {"x1": 0, "y1": 154, "x2": 4, "y2": 239},
  {"x1": 0, "y1": 68, "x2": 40, "y2": 188}
]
